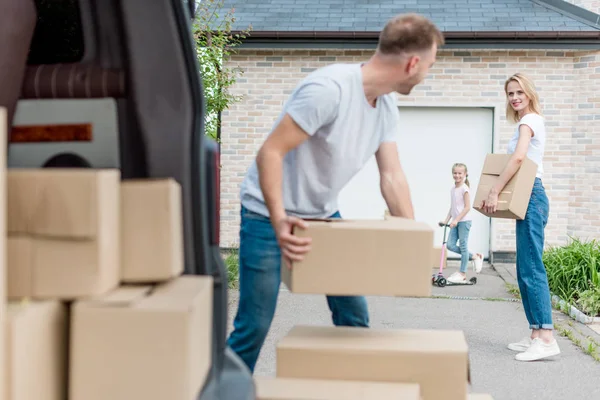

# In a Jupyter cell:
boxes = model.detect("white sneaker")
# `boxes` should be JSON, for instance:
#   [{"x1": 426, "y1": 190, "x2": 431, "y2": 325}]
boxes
[
  {"x1": 473, "y1": 254, "x2": 483, "y2": 274},
  {"x1": 508, "y1": 337, "x2": 532, "y2": 352},
  {"x1": 447, "y1": 272, "x2": 467, "y2": 284},
  {"x1": 515, "y1": 338, "x2": 560, "y2": 361}
]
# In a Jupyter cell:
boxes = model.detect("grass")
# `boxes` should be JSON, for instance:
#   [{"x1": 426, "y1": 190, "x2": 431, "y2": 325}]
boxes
[
  {"x1": 505, "y1": 282, "x2": 521, "y2": 299},
  {"x1": 543, "y1": 237, "x2": 600, "y2": 317},
  {"x1": 556, "y1": 321, "x2": 600, "y2": 362},
  {"x1": 223, "y1": 250, "x2": 239, "y2": 289}
]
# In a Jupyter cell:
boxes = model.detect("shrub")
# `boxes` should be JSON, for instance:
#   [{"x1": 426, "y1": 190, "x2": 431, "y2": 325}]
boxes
[{"x1": 543, "y1": 237, "x2": 600, "y2": 317}]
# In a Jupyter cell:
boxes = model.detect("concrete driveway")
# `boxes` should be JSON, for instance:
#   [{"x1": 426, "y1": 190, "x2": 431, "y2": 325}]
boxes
[{"x1": 227, "y1": 263, "x2": 600, "y2": 400}]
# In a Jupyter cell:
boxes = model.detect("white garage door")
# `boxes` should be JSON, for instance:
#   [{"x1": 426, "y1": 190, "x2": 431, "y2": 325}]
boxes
[{"x1": 337, "y1": 106, "x2": 494, "y2": 259}]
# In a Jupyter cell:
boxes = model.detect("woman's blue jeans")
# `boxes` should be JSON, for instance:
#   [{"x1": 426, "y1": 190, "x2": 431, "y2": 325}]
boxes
[
  {"x1": 516, "y1": 177, "x2": 553, "y2": 330},
  {"x1": 226, "y1": 206, "x2": 370, "y2": 373}
]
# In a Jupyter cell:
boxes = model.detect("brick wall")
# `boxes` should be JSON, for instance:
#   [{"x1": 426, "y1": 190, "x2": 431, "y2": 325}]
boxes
[
  {"x1": 563, "y1": 0, "x2": 600, "y2": 13},
  {"x1": 220, "y1": 48, "x2": 600, "y2": 253}
]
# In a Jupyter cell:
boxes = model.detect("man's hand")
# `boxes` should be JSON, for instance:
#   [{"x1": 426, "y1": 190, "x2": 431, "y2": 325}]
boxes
[
  {"x1": 273, "y1": 215, "x2": 312, "y2": 270},
  {"x1": 449, "y1": 220, "x2": 458, "y2": 228}
]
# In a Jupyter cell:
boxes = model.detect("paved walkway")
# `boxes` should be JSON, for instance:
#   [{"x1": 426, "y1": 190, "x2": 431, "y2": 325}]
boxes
[{"x1": 227, "y1": 263, "x2": 600, "y2": 400}]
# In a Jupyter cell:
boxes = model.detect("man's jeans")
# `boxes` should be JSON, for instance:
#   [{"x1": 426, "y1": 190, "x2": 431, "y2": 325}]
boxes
[
  {"x1": 226, "y1": 206, "x2": 370, "y2": 372},
  {"x1": 516, "y1": 178, "x2": 553, "y2": 330},
  {"x1": 446, "y1": 220, "x2": 473, "y2": 273}
]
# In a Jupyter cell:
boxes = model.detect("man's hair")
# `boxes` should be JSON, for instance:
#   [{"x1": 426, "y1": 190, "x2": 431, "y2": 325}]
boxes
[{"x1": 377, "y1": 14, "x2": 444, "y2": 56}]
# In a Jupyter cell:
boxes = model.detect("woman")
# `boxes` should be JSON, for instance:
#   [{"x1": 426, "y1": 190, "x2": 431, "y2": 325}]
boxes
[{"x1": 481, "y1": 73, "x2": 560, "y2": 362}]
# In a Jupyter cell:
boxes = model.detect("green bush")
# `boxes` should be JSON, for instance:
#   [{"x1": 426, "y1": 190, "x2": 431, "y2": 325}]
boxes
[
  {"x1": 543, "y1": 237, "x2": 600, "y2": 316},
  {"x1": 578, "y1": 286, "x2": 600, "y2": 317}
]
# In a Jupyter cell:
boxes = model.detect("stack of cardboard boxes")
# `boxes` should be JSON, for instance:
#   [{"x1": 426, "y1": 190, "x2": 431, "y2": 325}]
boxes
[
  {"x1": 261, "y1": 216, "x2": 494, "y2": 400},
  {"x1": 2, "y1": 126, "x2": 213, "y2": 400}
]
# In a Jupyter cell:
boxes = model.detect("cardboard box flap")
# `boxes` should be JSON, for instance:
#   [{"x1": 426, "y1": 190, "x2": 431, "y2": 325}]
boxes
[
  {"x1": 254, "y1": 376, "x2": 421, "y2": 399},
  {"x1": 279, "y1": 325, "x2": 468, "y2": 354},
  {"x1": 481, "y1": 154, "x2": 512, "y2": 176},
  {"x1": 81, "y1": 286, "x2": 153, "y2": 307},
  {"x1": 296, "y1": 218, "x2": 432, "y2": 233},
  {"x1": 138, "y1": 275, "x2": 213, "y2": 311}
]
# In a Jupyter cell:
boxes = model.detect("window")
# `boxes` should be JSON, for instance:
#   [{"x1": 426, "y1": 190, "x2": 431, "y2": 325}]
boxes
[{"x1": 27, "y1": 0, "x2": 85, "y2": 65}]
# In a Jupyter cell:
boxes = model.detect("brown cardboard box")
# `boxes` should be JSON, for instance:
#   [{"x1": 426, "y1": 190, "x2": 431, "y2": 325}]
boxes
[
  {"x1": 282, "y1": 218, "x2": 434, "y2": 297},
  {"x1": 276, "y1": 325, "x2": 469, "y2": 400},
  {"x1": 6, "y1": 169, "x2": 120, "y2": 299},
  {"x1": 121, "y1": 179, "x2": 183, "y2": 282},
  {"x1": 469, "y1": 395, "x2": 494, "y2": 400},
  {"x1": 70, "y1": 276, "x2": 213, "y2": 400},
  {"x1": 7, "y1": 233, "x2": 120, "y2": 299},
  {"x1": 7, "y1": 169, "x2": 120, "y2": 238},
  {"x1": 254, "y1": 376, "x2": 421, "y2": 400},
  {"x1": 432, "y1": 246, "x2": 447, "y2": 269},
  {"x1": 0, "y1": 108, "x2": 7, "y2": 400},
  {"x1": 5, "y1": 301, "x2": 67, "y2": 400},
  {"x1": 473, "y1": 154, "x2": 538, "y2": 220}
]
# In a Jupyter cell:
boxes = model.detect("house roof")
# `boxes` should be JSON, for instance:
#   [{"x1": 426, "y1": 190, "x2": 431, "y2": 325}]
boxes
[{"x1": 216, "y1": 0, "x2": 600, "y2": 46}]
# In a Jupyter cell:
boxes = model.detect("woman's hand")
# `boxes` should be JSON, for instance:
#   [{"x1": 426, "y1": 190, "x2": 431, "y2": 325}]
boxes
[
  {"x1": 449, "y1": 220, "x2": 458, "y2": 228},
  {"x1": 482, "y1": 189, "x2": 499, "y2": 214}
]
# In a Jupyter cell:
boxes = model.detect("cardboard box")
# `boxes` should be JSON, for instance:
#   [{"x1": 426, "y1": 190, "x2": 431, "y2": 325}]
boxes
[
  {"x1": 7, "y1": 233, "x2": 120, "y2": 299},
  {"x1": 282, "y1": 218, "x2": 434, "y2": 297},
  {"x1": 5, "y1": 301, "x2": 67, "y2": 400},
  {"x1": 254, "y1": 376, "x2": 421, "y2": 400},
  {"x1": 6, "y1": 169, "x2": 120, "y2": 299},
  {"x1": 432, "y1": 246, "x2": 447, "y2": 269},
  {"x1": 121, "y1": 179, "x2": 183, "y2": 282},
  {"x1": 469, "y1": 395, "x2": 494, "y2": 400},
  {"x1": 276, "y1": 325, "x2": 469, "y2": 400},
  {"x1": 70, "y1": 276, "x2": 213, "y2": 400},
  {"x1": 0, "y1": 108, "x2": 7, "y2": 400},
  {"x1": 473, "y1": 154, "x2": 538, "y2": 220},
  {"x1": 7, "y1": 169, "x2": 120, "y2": 238}
]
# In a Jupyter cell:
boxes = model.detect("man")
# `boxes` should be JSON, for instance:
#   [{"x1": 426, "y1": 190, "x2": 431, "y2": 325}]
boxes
[{"x1": 227, "y1": 13, "x2": 444, "y2": 373}]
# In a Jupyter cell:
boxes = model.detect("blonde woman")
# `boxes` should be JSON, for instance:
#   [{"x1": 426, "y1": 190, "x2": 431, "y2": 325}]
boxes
[{"x1": 481, "y1": 73, "x2": 560, "y2": 361}]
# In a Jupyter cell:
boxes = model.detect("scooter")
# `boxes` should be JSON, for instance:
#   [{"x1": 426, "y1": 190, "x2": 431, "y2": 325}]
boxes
[{"x1": 431, "y1": 222, "x2": 477, "y2": 287}]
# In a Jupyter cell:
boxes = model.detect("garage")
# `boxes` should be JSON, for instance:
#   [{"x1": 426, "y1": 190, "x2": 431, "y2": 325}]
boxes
[{"x1": 337, "y1": 106, "x2": 495, "y2": 259}]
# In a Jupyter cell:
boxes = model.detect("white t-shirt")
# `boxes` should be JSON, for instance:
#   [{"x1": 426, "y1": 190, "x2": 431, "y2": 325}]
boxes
[
  {"x1": 240, "y1": 63, "x2": 401, "y2": 218},
  {"x1": 450, "y1": 183, "x2": 472, "y2": 222},
  {"x1": 506, "y1": 113, "x2": 546, "y2": 179}
]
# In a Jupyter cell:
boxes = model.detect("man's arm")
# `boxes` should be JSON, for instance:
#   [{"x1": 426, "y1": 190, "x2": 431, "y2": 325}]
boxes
[
  {"x1": 375, "y1": 142, "x2": 415, "y2": 219},
  {"x1": 257, "y1": 114, "x2": 310, "y2": 226},
  {"x1": 255, "y1": 79, "x2": 341, "y2": 266}
]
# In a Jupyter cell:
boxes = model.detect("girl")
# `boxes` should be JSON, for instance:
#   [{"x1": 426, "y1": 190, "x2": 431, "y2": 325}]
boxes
[
  {"x1": 440, "y1": 162, "x2": 483, "y2": 284},
  {"x1": 481, "y1": 73, "x2": 560, "y2": 362}
]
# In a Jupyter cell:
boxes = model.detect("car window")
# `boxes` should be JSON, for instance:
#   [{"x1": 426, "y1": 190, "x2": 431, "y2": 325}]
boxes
[{"x1": 27, "y1": 0, "x2": 85, "y2": 65}]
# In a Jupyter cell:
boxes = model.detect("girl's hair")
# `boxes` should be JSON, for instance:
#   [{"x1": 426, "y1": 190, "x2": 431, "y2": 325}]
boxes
[
  {"x1": 452, "y1": 163, "x2": 470, "y2": 187},
  {"x1": 504, "y1": 73, "x2": 542, "y2": 123}
]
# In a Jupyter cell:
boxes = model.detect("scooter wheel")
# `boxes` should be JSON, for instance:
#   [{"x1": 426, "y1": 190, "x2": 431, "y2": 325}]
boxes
[
  {"x1": 470, "y1": 277, "x2": 477, "y2": 284},
  {"x1": 438, "y1": 278, "x2": 447, "y2": 287}
]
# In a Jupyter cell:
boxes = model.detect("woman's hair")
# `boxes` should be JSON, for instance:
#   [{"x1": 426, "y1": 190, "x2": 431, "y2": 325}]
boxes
[
  {"x1": 452, "y1": 163, "x2": 469, "y2": 187},
  {"x1": 504, "y1": 73, "x2": 542, "y2": 123}
]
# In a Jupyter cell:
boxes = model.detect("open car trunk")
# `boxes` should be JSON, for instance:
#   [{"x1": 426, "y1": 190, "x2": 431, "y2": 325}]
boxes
[{"x1": 2, "y1": 0, "x2": 255, "y2": 398}]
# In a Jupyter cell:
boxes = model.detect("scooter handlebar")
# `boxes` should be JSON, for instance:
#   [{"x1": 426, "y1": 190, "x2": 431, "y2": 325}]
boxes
[{"x1": 438, "y1": 222, "x2": 450, "y2": 227}]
